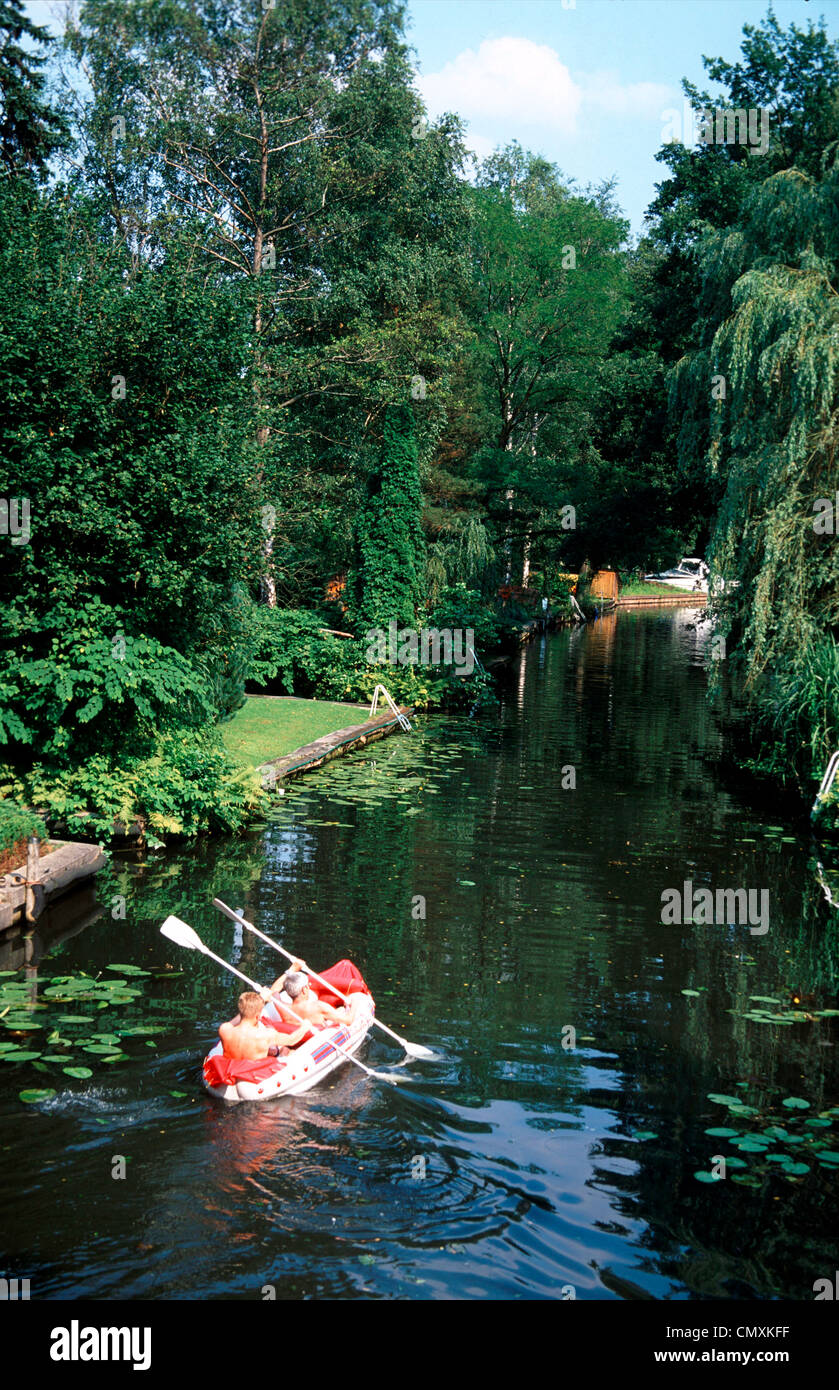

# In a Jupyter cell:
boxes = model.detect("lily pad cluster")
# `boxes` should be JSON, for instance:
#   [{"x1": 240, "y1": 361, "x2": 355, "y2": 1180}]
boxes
[
  {"x1": 731, "y1": 995, "x2": 839, "y2": 1026},
  {"x1": 694, "y1": 1088, "x2": 839, "y2": 1185},
  {"x1": 0, "y1": 964, "x2": 175, "y2": 1104},
  {"x1": 275, "y1": 733, "x2": 476, "y2": 825}
]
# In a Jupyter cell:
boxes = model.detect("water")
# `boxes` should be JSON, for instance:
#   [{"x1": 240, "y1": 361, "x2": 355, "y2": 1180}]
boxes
[{"x1": 2, "y1": 608, "x2": 838, "y2": 1300}]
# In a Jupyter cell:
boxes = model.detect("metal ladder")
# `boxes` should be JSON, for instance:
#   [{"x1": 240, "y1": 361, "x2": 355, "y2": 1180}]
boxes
[
  {"x1": 370, "y1": 684, "x2": 412, "y2": 733},
  {"x1": 811, "y1": 749, "x2": 839, "y2": 821}
]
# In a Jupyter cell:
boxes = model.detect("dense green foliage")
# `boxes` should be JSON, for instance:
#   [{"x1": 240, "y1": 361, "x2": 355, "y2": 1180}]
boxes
[
  {"x1": 351, "y1": 405, "x2": 425, "y2": 629},
  {"x1": 0, "y1": 798, "x2": 46, "y2": 852},
  {"x1": 2, "y1": 1, "x2": 838, "y2": 836},
  {"x1": 658, "y1": 12, "x2": 839, "y2": 805}
]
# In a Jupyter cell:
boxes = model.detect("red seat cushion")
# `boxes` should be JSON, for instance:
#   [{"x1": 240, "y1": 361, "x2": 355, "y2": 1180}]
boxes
[{"x1": 309, "y1": 959, "x2": 370, "y2": 1007}]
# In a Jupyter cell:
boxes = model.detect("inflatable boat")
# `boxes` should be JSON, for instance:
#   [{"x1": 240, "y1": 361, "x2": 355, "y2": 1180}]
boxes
[{"x1": 202, "y1": 959, "x2": 375, "y2": 1102}]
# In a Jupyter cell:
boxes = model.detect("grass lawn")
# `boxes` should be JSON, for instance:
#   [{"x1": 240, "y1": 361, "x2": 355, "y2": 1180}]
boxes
[
  {"x1": 222, "y1": 695, "x2": 372, "y2": 768},
  {"x1": 618, "y1": 578, "x2": 693, "y2": 596}
]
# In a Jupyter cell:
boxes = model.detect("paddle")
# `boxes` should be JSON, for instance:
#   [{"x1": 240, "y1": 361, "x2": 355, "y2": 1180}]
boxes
[
  {"x1": 159, "y1": 916, "x2": 398, "y2": 1085},
  {"x1": 212, "y1": 897, "x2": 435, "y2": 1060}
]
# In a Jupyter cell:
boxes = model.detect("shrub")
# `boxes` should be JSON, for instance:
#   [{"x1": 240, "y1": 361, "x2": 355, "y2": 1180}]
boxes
[
  {"x1": 0, "y1": 798, "x2": 47, "y2": 853},
  {"x1": 1, "y1": 729, "x2": 265, "y2": 842}
]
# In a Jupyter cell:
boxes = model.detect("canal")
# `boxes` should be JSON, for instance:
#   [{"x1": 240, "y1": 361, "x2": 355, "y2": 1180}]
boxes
[{"x1": 2, "y1": 608, "x2": 838, "y2": 1299}]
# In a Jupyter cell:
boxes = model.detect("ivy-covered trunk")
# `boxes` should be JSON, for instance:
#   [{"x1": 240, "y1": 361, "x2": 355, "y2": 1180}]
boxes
[{"x1": 351, "y1": 404, "x2": 425, "y2": 631}]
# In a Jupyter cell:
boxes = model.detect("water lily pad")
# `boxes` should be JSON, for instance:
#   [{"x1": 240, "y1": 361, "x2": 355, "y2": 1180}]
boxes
[
  {"x1": 19, "y1": 1088, "x2": 56, "y2": 1103},
  {"x1": 62, "y1": 1066, "x2": 93, "y2": 1079},
  {"x1": 782, "y1": 1097, "x2": 810, "y2": 1109},
  {"x1": 785, "y1": 1162, "x2": 810, "y2": 1175},
  {"x1": 724, "y1": 1156, "x2": 748, "y2": 1169},
  {"x1": 41, "y1": 1054, "x2": 74, "y2": 1063},
  {"x1": 82, "y1": 1044, "x2": 121, "y2": 1054},
  {"x1": 632, "y1": 1131, "x2": 658, "y2": 1141},
  {"x1": 705, "y1": 1127, "x2": 740, "y2": 1138},
  {"x1": 749, "y1": 996, "x2": 782, "y2": 1004},
  {"x1": 764, "y1": 1126, "x2": 789, "y2": 1140},
  {"x1": 731, "y1": 1174, "x2": 762, "y2": 1187},
  {"x1": 694, "y1": 1171, "x2": 721, "y2": 1183},
  {"x1": 105, "y1": 964, "x2": 151, "y2": 976},
  {"x1": 805, "y1": 1118, "x2": 832, "y2": 1128},
  {"x1": 682, "y1": 989, "x2": 700, "y2": 997},
  {"x1": 707, "y1": 1093, "x2": 741, "y2": 1106},
  {"x1": 1, "y1": 1050, "x2": 41, "y2": 1062},
  {"x1": 56, "y1": 1015, "x2": 95, "y2": 1024}
]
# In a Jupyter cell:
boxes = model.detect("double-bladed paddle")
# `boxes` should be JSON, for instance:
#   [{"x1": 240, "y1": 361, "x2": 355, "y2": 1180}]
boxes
[
  {"x1": 212, "y1": 897, "x2": 435, "y2": 1061},
  {"x1": 159, "y1": 915, "x2": 397, "y2": 1084}
]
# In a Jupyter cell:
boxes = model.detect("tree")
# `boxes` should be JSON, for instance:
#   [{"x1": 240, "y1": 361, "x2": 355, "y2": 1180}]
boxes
[
  {"x1": 351, "y1": 404, "x2": 424, "y2": 630},
  {"x1": 0, "y1": 0, "x2": 67, "y2": 176},
  {"x1": 66, "y1": 0, "x2": 470, "y2": 607},
  {"x1": 466, "y1": 145, "x2": 628, "y2": 583}
]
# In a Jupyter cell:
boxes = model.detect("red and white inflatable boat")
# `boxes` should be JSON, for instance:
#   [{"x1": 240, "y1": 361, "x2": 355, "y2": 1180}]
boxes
[{"x1": 202, "y1": 959, "x2": 375, "y2": 1102}]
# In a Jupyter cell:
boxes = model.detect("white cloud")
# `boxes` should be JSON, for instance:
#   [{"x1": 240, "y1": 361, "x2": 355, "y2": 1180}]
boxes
[
  {"x1": 417, "y1": 37, "x2": 581, "y2": 132},
  {"x1": 417, "y1": 37, "x2": 677, "y2": 136}
]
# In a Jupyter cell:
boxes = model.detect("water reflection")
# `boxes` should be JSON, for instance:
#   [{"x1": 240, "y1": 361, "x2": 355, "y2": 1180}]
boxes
[{"x1": 1, "y1": 611, "x2": 838, "y2": 1300}]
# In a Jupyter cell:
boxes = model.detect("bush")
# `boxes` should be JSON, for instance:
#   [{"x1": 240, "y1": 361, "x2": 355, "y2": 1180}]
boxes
[
  {"x1": 0, "y1": 597, "x2": 211, "y2": 763},
  {"x1": 1, "y1": 729, "x2": 265, "y2": 842},
  {"x1": 0, "y1": 798, "x2": 47, "y2": 853}
]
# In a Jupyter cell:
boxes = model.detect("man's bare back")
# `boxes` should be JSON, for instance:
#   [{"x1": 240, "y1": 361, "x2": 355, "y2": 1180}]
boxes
[{"x1": 219, "y1": 990, "x2": 309, "y2": 1060}]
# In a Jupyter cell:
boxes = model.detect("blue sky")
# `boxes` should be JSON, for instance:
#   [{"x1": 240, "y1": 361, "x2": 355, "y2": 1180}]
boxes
[
  {"x1": 26, "y1": 0, "x2": 838, "y2": 234},
  {"x1": 407, "y1": 0, "x2": 838, "y2": 232}
]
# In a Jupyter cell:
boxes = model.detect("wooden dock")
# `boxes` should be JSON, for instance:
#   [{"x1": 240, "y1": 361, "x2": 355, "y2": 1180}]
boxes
[
  {"x1": 258, "y1": 705, "x2": 414, "y2": 786},
  {"x1": 616, "y1": 592, "x2": 707, "y2": 608},
  {"x1": 0, "y1": 839, "x2": 106, "y2": 932}
]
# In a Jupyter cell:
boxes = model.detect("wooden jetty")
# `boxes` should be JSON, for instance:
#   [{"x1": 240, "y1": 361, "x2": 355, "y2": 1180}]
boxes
[
  {"x1": 0, "y1": 839, "x2": 106, "y2": 933},
  {"x1": 258, "y1": 704, "x2": 414, "y2": 786}
]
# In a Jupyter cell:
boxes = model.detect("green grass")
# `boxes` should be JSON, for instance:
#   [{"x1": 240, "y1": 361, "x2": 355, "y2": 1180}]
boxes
[
  {"x1": 222, "y1": 695, "x2": 371, "y2": 768},
  {"x1": 618, "y1": 578, "x2": 686, "y2": 596}
]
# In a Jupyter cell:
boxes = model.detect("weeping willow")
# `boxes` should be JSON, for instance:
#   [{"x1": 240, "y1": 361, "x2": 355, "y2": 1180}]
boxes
[{"x1": 672, "y1": 150, "x2": 839, "y2": 784}]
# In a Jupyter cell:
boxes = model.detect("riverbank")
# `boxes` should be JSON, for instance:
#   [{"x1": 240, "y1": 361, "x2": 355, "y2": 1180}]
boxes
[{"x1": 222, "y1": 694, "x2": 414, "y2": 785}]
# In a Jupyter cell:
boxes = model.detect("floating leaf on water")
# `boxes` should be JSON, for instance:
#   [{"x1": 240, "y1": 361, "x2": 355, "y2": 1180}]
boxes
[
  {"x1": 82, "y1": 1044, "x2": 121, "y2": 1054},
  {"x1": 749, "y1": 996, "x2": 782, "y2": 1004},
  {"x1": 731, "y1": 1174, "x2": 762, "y2": 1187},
  {"x1": 458, "y1": 880, "x2": 476, "y2": 887},
  {"x1": 1, "y1": 1050, "x2": 41, "y2": 1062},
  {"x1": 725, "y1": 1156, "x2": 748, "y2": 1169},
  {"x1": 682, "y1": 989, "x2": 700, "y2": 997},
  {"x1": 694, "y1": 1171, "x2": 720, "y2": 1183},
  {"x1": 100, "y1": 1053, "x2": 128, "y2": 1063},
  {"x1": 813, "y1": 1149, "x2": 839, "y2": 1162},
  {"x1": 62, "y1": 1066, "x2": 93, "y2": 1079},
  {"x1": 707, "y1": 1093, "x2": 741, "y2": 1105},
  {"x1": 631, "y1": 1131, "x2": 658, "y2": 1141},
  {"x1": 782, "y1": 1097, "x2": 810, "y2": 1109},
  {"x1": 19, "y1": 1088, "x2": 56, "y2": 1103},
  {"x1": 56, "y1": 1015, "x2": 95, "y2": 1025},
  {"x1": 41, "y1": 1054, "x2": 74, "y2": 1063},
  {"x1": 705, "y1": 1127, "x2": 739, "y2": 1138},
  {"x1": 105, "y1": 965, "x2": 151, "y2": 976},
  {"x1": 764, "y1": 1126, "x2": 789, "y2": 1140},
  {"x1": 785, "y1": 1163, "x2": 810, "y2": 1175},
  {"x1": 805, "y1": 1118, "x2": 832, "y2": 1129}
]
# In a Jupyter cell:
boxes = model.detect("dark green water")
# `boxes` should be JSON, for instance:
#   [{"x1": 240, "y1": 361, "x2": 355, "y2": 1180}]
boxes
[{"x1": 2, "y1": 609, "x2": 838, "y2": 1300}]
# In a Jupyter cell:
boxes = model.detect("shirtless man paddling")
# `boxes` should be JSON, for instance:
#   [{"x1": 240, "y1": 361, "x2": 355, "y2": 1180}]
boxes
[{"x1": 219, "y1": 990, "x2": 310, "y2": 1060}]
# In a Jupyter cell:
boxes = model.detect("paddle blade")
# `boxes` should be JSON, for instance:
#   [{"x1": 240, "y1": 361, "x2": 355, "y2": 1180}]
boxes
[
  {"x1": 160, "y1": 915, "x2": 205, "y2": 953},
  {"x1": 403, "y1": 1042, "x2": 436, "y2": 1060}
]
